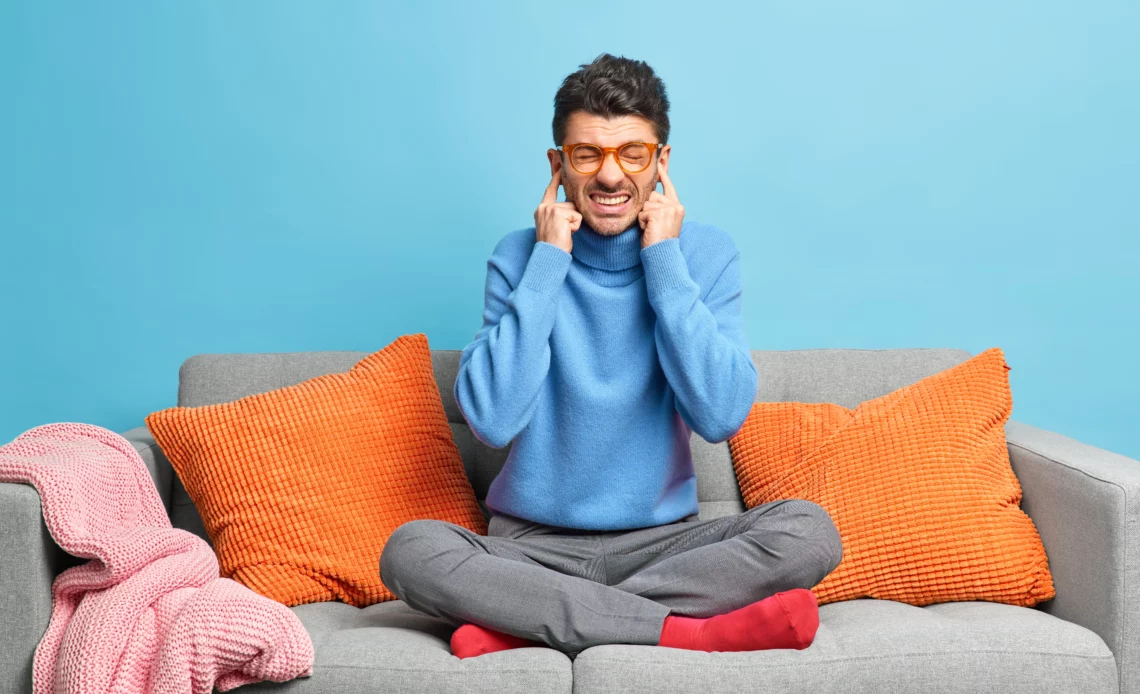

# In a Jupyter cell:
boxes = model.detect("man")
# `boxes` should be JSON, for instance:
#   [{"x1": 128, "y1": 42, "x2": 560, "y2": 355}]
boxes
[{"x1": 380, "y1": 53, "x2": 843, "y2": 659}]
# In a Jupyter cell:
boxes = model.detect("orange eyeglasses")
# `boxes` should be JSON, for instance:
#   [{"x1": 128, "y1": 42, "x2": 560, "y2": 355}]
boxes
[{"x1": 558, "y1": 141, "x2": 664, "y2": 175}]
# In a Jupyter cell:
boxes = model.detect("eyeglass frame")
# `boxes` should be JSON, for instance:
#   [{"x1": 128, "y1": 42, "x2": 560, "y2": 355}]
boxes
[{"x1": 557, "y1": 141, "x2": 665, "y2": 175}]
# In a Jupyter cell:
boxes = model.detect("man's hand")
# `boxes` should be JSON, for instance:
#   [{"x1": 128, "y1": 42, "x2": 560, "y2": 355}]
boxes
[
  {"x1": 535, "y1": 167, "x2": 582, "y2": 255},
  {"x1": 638, "y1": 160, "x2": 684, "y2": 249}
]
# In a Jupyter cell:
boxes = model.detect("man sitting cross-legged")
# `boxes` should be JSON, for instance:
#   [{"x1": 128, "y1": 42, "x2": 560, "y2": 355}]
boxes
[{"x1": 380, "y1": 52, "x2": 843, "y2": 660}]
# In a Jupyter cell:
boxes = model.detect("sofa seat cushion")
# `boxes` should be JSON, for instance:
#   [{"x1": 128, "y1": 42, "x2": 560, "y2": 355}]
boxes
[
  {"x1": 237, "y1": 599, "x2": 572, "y2": 694},
  {"x1": 573, "y1": 599, "x2": 1117, "y2": 694}
]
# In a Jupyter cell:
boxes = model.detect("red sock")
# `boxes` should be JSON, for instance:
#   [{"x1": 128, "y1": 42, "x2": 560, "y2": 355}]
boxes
[
  {"x1": 658, "y1": 588, "x2": 820, "y2": 652},
  {"x1": 450, "y1": 623, "x2": 546, "y2": 658}
]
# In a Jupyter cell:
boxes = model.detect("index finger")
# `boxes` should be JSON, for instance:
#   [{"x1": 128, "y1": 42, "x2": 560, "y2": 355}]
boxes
[
  {"x1": 541, "y1": 167, "x2": 562, "y2": 205},
  {"x1": 658, "y1": 163, "x2": 678, "y2": 201}
]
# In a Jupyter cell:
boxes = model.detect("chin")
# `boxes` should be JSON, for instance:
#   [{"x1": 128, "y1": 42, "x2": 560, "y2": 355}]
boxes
[{"x1": 586, "y1": 214, "x2": 636, "y2": 236}]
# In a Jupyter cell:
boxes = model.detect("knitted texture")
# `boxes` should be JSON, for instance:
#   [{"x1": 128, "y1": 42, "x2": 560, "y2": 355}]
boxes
[
  {"x1": 145, "y1": 332, "x2": 488, "y2": 608},
  {"x1": 727, "y1": 347, "x2": 1055, "y2": 607},
  {"x1": 0, "y1": 422, "x2": 314, "y2": 694},
  {"x1": 455, "y1": 219, "x2": 759, "y2": 530}
]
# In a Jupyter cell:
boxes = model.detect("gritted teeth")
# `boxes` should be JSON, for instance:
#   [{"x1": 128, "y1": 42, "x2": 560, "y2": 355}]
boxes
[{"x1": 591, "y1": 193, "x2": 631, "y2": 205}]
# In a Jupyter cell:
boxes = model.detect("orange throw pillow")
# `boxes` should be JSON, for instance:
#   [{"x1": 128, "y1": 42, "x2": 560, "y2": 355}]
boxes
[
  {"x1": 145, "y1": 333, "x2": 487, "y2": 608},
  {"x1": 727, "y1": 347, "x2": 1054, "y2": 607}
]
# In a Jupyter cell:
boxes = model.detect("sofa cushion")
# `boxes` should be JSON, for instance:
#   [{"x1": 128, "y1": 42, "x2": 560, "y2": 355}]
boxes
[
  {"x1": 146, "y1": 333, "x2": 487, "y2": 608},
  {"x1": 729, "y1": 347, "x2": 1055, "y2": 608},
  {"x1": 235, "y1": 600, "x2": 572, "y2": 694},
  {"x1": 572, "y1": 599, "x2": 1116, "y2": 694}
]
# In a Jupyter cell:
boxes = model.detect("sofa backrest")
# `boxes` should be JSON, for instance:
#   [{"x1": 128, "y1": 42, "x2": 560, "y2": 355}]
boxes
[{"x1": 165, "y1": 347, "x2": 973, "y2": 543}]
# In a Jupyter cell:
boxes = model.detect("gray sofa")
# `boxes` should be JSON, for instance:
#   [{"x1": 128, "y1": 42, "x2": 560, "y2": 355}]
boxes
[{"x1": 3, "y1": 347, "x2": 1139, "y2": 693}]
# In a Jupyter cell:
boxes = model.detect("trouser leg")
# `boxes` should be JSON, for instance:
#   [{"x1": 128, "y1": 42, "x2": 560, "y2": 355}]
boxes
[
  {"x1": 379, "y1": 516, "x2": 671, "y2": 655},
  {"x1": 607, "y1": 498, "x2": 844, "y2": 617}
]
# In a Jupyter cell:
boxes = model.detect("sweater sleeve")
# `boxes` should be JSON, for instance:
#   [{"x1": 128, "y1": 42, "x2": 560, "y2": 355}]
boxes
[
  {"x1": 453, "y1": 239, "x2": 572, "y2": 449},
  {"x1": 639, "y1": 237, "x2": 759, "y2": 443}
]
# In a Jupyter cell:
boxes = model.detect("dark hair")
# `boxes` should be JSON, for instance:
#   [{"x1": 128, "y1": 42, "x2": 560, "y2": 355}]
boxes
[{"x1": 552, "y1": 53, "x2": 670, "y2": 147}]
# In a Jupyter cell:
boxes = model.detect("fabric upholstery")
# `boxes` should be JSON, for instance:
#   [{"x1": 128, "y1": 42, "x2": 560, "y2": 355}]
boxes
[
  {"x1": 235, "y1": 600, "x2": 572, "y2": 694},
  {"x1": 729, "y1": 347, "x2": 1054, "y2": 608},
  {"x1": 1008, "y1": 419, "x2": 1140, "y2": 694},
  {"x1": 0, "y1": 484, "x2": 65, "y2": 694},
  {"x1": 572, "y1": 598, "x2": 1116, "y2": 694},
  {"x1": 146, "y1": 334, "x2": 486, "y2": 607},
  {"x1": 751, "y1": 347, "x2": 973, "y2": 408}
]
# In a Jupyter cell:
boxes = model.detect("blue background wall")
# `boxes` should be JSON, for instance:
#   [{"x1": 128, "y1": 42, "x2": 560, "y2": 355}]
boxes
[{"x1": 2, "y1": 2, "x2": 1137, "y2": 458}]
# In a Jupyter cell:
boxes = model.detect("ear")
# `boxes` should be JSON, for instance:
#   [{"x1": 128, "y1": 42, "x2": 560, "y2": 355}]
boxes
[
  {"x1": 547, "y1": 148, "x2": 563, "y2": 176},
  {"x1": 657, "y1": 144, "x2": 671, "y2": 174}
]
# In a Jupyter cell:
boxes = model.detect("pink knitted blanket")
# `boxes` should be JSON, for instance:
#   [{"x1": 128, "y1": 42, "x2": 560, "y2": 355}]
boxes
[{"x1": 0, "y1": 422, "x2": 314, "y2": 694}]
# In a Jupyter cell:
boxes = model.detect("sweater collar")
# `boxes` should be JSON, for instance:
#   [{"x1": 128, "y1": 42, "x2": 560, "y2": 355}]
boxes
[{"x1": 570, "y1": 218, "x2": 643, "y2": 272}]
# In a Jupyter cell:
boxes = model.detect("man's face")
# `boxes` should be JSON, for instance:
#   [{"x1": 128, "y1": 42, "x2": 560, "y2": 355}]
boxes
[{"x1": 548, "y1": 111, "x2": 671, "y2": 236}]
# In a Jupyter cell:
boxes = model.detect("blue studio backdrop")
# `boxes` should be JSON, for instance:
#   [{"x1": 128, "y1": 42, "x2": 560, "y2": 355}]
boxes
[{"x1": 1, "y1": 2, "x2": 1137, "y2": 458}]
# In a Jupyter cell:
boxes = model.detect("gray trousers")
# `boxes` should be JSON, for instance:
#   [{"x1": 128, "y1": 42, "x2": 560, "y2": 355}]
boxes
[{"x1": 379, "y1": 498, "x2": 843, "y2": 656}]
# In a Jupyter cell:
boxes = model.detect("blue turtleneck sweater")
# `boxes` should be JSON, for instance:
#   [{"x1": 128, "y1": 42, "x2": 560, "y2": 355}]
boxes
[{"x1": 453, "y1": 218, "x2": 759, "y2": 531}]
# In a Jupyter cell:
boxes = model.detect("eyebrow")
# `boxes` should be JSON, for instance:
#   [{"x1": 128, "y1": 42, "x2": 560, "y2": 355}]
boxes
[{"x1": 568, "y1": 139, "x2": 653, "y2": 147}]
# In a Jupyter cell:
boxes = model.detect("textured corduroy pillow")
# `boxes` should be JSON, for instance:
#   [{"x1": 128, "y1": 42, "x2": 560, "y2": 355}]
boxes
[
  {"x1": 727, "y1": 347, "x2": 1054, "y2": 607},
  {"x1": 145, "y1": 333, "x2": 487, "y2": 608}
]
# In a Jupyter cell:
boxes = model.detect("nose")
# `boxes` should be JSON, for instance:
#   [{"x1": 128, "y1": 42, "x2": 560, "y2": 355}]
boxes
[{"x1": 594, "y1": 152, "x2": 627, "y2": 188}]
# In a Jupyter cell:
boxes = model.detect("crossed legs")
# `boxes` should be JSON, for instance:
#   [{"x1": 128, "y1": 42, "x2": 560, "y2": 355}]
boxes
[{"x1": 379, "y1": 498, "x2": 843, "y2": 656}]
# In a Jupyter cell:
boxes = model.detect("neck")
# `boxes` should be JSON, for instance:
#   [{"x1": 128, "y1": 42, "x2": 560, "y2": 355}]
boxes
[{"x1": 570, "y1": 218, "x2": 642, "y2": 272}]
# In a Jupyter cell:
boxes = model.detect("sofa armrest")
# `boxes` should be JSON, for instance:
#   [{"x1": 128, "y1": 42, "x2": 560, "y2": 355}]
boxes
[
  {"x1": 0, "y1": 426, "x2": 171, "y2": 694},
  {"x1": 0, "y1": 483, "x2": 78, "y2": 694},
  {"x1": 1007, "y1": 419, "x2": 1140, "y2": 694}
]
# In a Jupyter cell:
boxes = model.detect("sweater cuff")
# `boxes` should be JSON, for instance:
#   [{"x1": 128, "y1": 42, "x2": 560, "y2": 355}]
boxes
[
  {"x1": 520, "y1": 241, "x2": 572, "y2": 296},
  {"x1": 640, "y1": 238, "x2": 695, "y2": 297}
]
